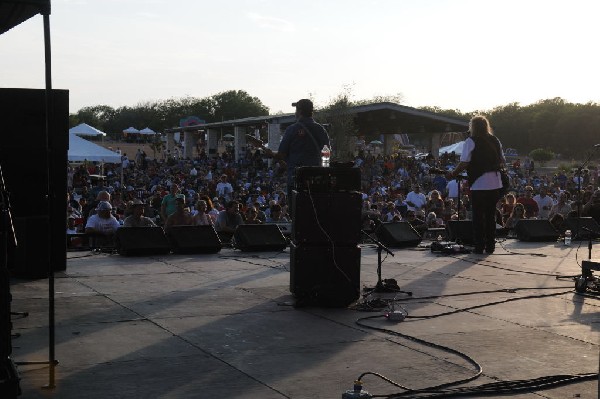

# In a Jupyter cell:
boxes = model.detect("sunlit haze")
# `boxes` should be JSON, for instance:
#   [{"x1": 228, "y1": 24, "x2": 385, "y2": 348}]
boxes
[{"x1": 2, "y1": 0, "x2": 599, "y2": 115}]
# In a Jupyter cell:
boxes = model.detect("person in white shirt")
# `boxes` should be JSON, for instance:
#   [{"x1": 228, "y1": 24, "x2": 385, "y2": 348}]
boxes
[
  {"x1": 215, "y1": 174, "x2": 233, "y2": 200},
  {"x1": 85, "y1": 201, "x2": 120, "y2": 246},
  {"x1": 533, "y1": 187, "x2": 554, "y2": 219},
  {"x1": 405, "y1": 185, "x2": 427, "y2": 214}
]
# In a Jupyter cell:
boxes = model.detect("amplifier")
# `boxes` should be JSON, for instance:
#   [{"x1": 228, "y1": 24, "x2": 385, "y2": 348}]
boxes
[{"x1": 295, "y1": 166, "x2": 361, "y2": 193}]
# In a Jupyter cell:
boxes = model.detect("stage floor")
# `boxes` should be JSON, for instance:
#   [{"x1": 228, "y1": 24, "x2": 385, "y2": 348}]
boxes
[{"x1": 8, "y1": 238, "x2": 600, "y2": 398}]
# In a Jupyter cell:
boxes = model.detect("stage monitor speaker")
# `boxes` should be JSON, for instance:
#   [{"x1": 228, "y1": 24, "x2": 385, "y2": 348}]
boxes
[
  {"x1": 375, "y1": 222, "x2": 422, "y2": 248},
  {"x1": 565, "y1": 217, "x2": 600, "y2": 239},
  {"x1": 0, "y1": 88, "x2": 69, "y2": 276},
  {"x1": 116, "y1": 227, "x2": 171, "y2": 256},
  {"x1": 295, "y1": 166, "x2": 361, "y2": 193},
  {"x1": 515, "y1": 219, "x2": 559, "y2": 242},
  {"x1": 446, "y1": 220, "x2": 474, "y2": 245},
  {"x1": 167, "y1": 225, "x2": 222, "y2": 254},
  {"x1": 292, "y1": 190, "x2": 362, "y2": 245},
  {"x1": 290, "y1": 244, "x2": 360, "y2": 307},
  {"x1": 233, "y1": 224, "x2": 287, "y2": 252}
]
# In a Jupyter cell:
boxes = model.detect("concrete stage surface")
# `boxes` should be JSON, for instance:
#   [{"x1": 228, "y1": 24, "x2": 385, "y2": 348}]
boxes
[{"x1": 8, "y1": 238, "x2": 600, "y2": 398}]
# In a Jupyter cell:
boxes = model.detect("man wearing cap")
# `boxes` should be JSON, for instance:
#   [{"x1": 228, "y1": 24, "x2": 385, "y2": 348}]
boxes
[
  {"x1": 123, "y1": 199, "x2": 156, "y2": 228},
  {"x1": 85, "y1": 201, "x2": 120, "y2": 247},
  {"x1": 265, "y1": 99, "x2": 330, "y2": 198}
]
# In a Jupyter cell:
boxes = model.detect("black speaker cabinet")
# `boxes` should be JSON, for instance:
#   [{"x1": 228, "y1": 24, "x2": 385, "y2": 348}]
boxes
[
  {"x1": 233, "y1": 224, "x2": 287, "y2": 252},
  {"x1": 10, "y1": 216, "x2": 62, "y2": 278},
  {"x1": 295, "y1": 166, "x2": 361, "y2": 193},
  {"x1": 292, "y1": 190, "x2": 362, "y2": 245},
  {"x1": 515, "y1": 219, "x2": 559, "y2": 242},
  {"x1": 116, "y1": 227, "x2": 171, "y2": 256},
  {"x1": 375, "y1": 222, "x2": 422, "y2": 248},
  {"x1": 446, "y1": 220, "x2": 474, "y2": 245},
  {"x1": 290, "y1": 243, "x2": 360, "y2": 307},
  {"x1": 167, "y1": 225, "x2": 222, "y2": 254},
  {"x1": 0, "y1": 88, "x2": 69, "y2": 277},
  {"x1": 565, "y1": 217, "x2": 600, "y2": 239}
]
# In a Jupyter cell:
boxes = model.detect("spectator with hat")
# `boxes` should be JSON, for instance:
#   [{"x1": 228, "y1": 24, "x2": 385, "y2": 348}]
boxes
[
  {"x1": 85, "y1": 201, "x2": 120, "y2": 247},
  {"x1": 123, "y1": 199, "x2": 156, "y2": 228},
  {"x1": 85, "y1": 201, "x2": 120, "y2": 235}
]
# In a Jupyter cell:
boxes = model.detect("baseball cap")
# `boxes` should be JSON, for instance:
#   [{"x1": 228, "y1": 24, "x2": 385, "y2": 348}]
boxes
[
  {"x1": 292, "y1": 99, "x2": 313, "y2": 113},
  {"x1": 96, "y1": 201, "x2": 112, "y2": 211},
  {"x1": 131, "y1": 198, "x2": 145, "y2": 206},
  {"x1": 175, "y1": 194, "x2": 186, "y2": 202}
]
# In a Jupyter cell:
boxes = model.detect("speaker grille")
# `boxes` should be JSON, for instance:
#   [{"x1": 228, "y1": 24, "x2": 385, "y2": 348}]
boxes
[
  {"x1": 375, "y1": 222, "x2": 422, "y2": 248},
  {"x1": 116, "y1": 227, "x2": 171, "y2": 256},
  {"x1": 234, "y1": 224, "x2": 287, "y2": 252},
  {"x1": 515, "y1": 219, "x2": 559, "y2": 242}
]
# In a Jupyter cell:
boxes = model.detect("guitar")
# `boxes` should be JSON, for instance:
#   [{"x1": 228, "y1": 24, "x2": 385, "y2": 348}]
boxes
[
  {"x1": 245, "y1": 135, "x2": 286, "y2": 167},
  {"x1": 245, "y1": 134, "x2": 268, "y2": 150}
]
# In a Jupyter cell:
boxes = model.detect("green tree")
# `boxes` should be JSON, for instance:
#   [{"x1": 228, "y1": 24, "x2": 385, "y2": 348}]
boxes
[
  {"x1": 316, "y1": 91, "x2": 358, "y2": 162},
  {"x1": 210, "y1": 90, "x2": 269, "y2": 121},
  {"x1": 529, "y1": 148, "x2": 555, "y2": 166}
]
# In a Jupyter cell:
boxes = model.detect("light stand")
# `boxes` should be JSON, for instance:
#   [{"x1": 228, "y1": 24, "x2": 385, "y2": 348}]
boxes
[
  {"x1": 361, "y1": 230, "x2": 412, "y2": 296},
  {"x1": 13, "y1": 6, "x2": 59, "y2": 391}
]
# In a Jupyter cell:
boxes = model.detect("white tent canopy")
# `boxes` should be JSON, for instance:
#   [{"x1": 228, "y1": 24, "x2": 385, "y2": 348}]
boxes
[
  {"x1": 69, "y1": 122, "x2": 107, "y2": 137},
  {"x1": 439, "y1": 140, "x2": 465, "y2": 156},
  {"x1": 139, "y1": 127, "x2": 156, "y2": 135},
  {"x1": 68, "y1": 133, "x2": 121, "y2": 163},
  {"x1": 123, "y1": 126, "x2": 140, "y2": 134}
]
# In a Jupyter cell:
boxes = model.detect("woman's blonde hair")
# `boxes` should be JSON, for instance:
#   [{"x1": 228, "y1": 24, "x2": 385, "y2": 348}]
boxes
[{"x1": 470, "y1": 115, "x2": 493, "y2": 137}]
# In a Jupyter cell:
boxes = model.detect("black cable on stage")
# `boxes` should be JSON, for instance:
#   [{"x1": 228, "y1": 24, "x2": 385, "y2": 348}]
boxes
[
  {"x1": 403, "y1": 290, "x2": 572, "y2": 320},
  {"x1": 352, "y1": 286, "x2": 574, "y2": 312},
  {"x1": 379, "y1": 372, "x2": 597, "y2": 398},
  {"x1": 355, "y1": 315, "x2": 483, "y2": 394},
  {"x1": 445, "y1": 253, "x2": 559, "y2": 277}
]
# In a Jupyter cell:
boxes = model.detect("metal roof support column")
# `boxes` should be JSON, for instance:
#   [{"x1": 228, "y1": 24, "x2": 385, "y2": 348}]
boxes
[
  {"x1": 206, "y1": 128, "x2": 219, "y2": 158},
  {"x1": 166, "y1": 132, "x2": 175, "y2": 154},
  {"x1": 267, "y1": 122, "x2": 282, "y2": 151},
  {"x1": 234, "y1": 126, "x2": 247, "y2": 162},
  {"x1": 183, "y1": 130, "x2": 195, "y2": 159},
  {"x1": 430, "y1": 132, "x2": 442, "y2": 160}
]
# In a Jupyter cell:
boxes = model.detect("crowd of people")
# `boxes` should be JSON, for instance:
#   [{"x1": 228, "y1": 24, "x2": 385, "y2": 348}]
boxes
[
  {"x1": 65, "y1": 109, "x2": 600, "y2": 250},
  {"x1": 65, "y1": 143, "x2": 600, "y2": 243}
]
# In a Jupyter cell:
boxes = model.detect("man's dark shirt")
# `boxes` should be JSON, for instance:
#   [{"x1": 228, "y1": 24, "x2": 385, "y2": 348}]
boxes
[{"x1": 278, "y1": 116, "x2": 330, "y2": 178}]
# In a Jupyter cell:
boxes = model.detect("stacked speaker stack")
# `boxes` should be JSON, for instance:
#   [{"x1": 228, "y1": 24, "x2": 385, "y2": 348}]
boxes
[{"x1": 290, "y1": 166, "x2": 362, "y2": 307}]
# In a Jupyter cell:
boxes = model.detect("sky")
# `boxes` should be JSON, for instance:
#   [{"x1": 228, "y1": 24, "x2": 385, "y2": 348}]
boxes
[{"x1": 2, "y1": 0, "x2": 600, "y2": 116}]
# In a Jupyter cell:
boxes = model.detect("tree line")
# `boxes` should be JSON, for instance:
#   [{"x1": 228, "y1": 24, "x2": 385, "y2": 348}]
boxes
[
  {"x1": 69, "y1": 90, "x2": 269, "y2": 138},
  {"x1": 71, "y1": 91, "x2": 600, "y2": 159},
  {"x1": 424, "y1": 97, "x2": 600, "y2": 159}
]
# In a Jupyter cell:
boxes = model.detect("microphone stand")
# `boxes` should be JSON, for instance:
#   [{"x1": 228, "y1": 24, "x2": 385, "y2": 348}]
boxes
[
  {"x1": 361, "y1": 230, "x2": 412, "y2": 296},
  {"x1": 454, "y1": 174, "x2": 467, "y2": 220}
]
